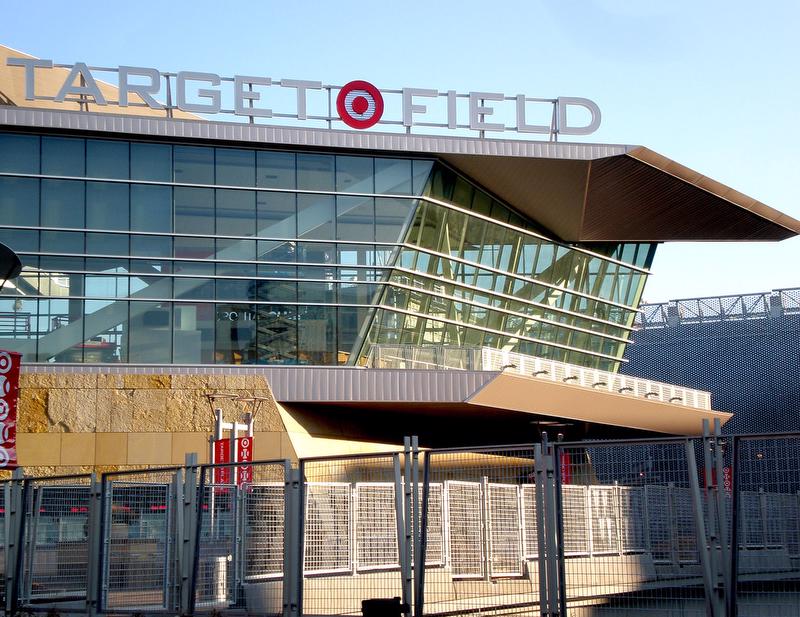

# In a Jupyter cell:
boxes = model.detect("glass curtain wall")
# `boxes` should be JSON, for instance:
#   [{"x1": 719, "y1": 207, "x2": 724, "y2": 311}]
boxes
[{"x1": 0, "y1": 132, "x2": 654, "y2": 369}]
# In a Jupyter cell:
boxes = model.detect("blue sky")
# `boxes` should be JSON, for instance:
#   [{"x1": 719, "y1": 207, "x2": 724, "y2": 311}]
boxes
[{"x1": 3, "y1": 0, "x2": 798, "y2": 302}]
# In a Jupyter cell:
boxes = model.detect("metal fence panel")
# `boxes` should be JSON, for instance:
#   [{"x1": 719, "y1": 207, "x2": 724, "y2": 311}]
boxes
[
  {"x1": 355, "y1": 483, "x2": 398, "y2": 571},
  {"x1": 520, "y1": 485, "x2": 539, "y2": 558},
  {"x1": 733, "y1": 435, "x2": 800, "y2": 616},
  {"x1": 555, "y1": 440, "x2": 707, "y2": 615},
  {"x1": 194, "y1": 460, "x2": 286, "y2": 616},
  {"x1": 101, "y1": 469, "x2": 179, "y2": 613},
  {"x1": 617, "y1": 486, "x2": 646, "y2": 553},
  {"x1": 18, "y1": 477, "x2": 92, "y2": 607},
  {"x1": 487, "y1": 483, "x2": 522, "y2": 577},
  {"x1": 445, "y1": 480, "x2": 484, "y2": 578},
  {"x1": 299, "y1": 454, "x2": 402, "y2": 617},
  {"x1": 421, "y1": 446, "x2": 539, "y2": 617}
]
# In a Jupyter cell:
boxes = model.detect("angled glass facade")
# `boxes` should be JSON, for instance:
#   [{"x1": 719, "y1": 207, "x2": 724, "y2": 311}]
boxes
[{"x1": 0, "y1": 131, "x2": 654, "y2": 369}]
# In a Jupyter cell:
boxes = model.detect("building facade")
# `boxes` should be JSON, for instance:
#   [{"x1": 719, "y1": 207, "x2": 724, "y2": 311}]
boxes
[
  {"x1": 1, "y1": 45, "x2": 799, "y2": 472},
  {"x1": 622, "y1": 288, "x2": 800, "y2": 435}
]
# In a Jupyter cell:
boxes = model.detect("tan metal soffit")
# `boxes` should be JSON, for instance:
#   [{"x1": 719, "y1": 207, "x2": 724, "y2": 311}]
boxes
[{"x1": 467, "y1": 373, "x2": 732, "y2": 436}]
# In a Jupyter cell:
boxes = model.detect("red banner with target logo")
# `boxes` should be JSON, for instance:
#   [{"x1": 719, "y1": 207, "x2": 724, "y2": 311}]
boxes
[
  {"x1": 0, "y1": 350, "x2": 21, "y2": 469},
  {"x1": 236, "y1": 436, "x2": 253, "y2": 487}
]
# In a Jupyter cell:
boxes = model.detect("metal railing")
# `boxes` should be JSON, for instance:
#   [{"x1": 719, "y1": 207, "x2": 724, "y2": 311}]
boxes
[
  {"x1": 367, "y1": 344, "x2": 712, "y2": 410},
  {"x1": 636, "y1": 286, "x2": 800, "y2": 329},
  {"x1": 1, "y1": 430, "x2": 799, "y2": 616}
]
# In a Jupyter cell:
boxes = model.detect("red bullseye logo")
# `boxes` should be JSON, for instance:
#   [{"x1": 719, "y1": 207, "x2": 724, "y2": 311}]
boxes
[{"x1": 336, "y1": 80, "x2": 384, "y2": 129}]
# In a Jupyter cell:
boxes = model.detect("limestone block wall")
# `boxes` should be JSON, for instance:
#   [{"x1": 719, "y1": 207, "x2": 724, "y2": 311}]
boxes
[{"x1": 12, "y1": 369, "x2": 296, "y2": 476}]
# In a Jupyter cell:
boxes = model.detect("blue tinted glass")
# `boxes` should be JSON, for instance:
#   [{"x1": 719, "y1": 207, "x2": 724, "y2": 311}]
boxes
[
  {"x1": 42, "y1": 137, "x2": 85, "y2": 176},
  {"x1": 216, "y1": 189, "x2": 255, "y2": 236},
  {"x1": 131, "y1": 185, "x2": 172, "y2": 232},
  {"x1": 174, "y1": 146, "x2": 213, "y2": 184},
  {"x1": 86, "y1": 233, "x2": 129, "y2": 256},
  {"x1": 131, "y1": 142, "x2": 172, "y2": 181},
  {"x1": 131, "y1": 235, "x2": 172, "y2": 258},
  {"x1": 86, "y1": 182, "x2": 129, "y2": 230},
  {"x1": 41, "y1": 231, "x2": 84, "y2": 254},
  {"x1": 175, "y1": 187, "x2": 214, "y2": 234},
  {"x1": 87, "y1": 140, "x2": 129, "y2": 179},
  {"x1": 0, "y1": 134, "x2": 39, "y2": 173},
  {"x1": 336, "y1": 156, "x2": 373, "y2": 192},
  {"x1": 257, "y1": 151, "x2": 295, "y2": 189},
  {"x1": 375, "y1": 158, "x2": 412, "y2": 195},
  {"x1": 0, "y1": 229, "x2": 38, "y2": 252},
  {"x1": 216, "y1": 148, "x2": 255, "y2": 186},
  {"x1": 297, "y1": 194, "x2": 334, "y2": 240},
  {"x1": 297, "y1": 154, "x2": 334, "y2": 191},
  {"x1": 41, "y1": 180, "x2": 85, "y2": 227},
  {"x1": 0, "y1": 177, "x2": 39, "y2": 226}
]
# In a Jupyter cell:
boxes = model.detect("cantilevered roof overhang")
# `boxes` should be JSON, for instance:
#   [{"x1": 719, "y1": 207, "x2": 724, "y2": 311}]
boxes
[
  {"x1": 260, "y1": 367, "x2": 732, "y2": 437},
  {"x1": 1, "y1": 40, "x2": 798, "y2": 243}
]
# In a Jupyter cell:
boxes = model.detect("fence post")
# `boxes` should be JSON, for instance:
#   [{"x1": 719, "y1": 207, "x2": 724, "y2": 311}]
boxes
[
  {"x1": 712, "y1": 419, "x2": 733, "y2": 614},
  {"x1": 85, "y1": 473, "x2": 103, "y2": 617},
  {"x1": 181, "y1": 452, "x2": 199, "y2": 615},
  {"x1": 283, "y1": 462, "x2": 303, "y2": 617},
  {"x1": 534, "y1": 437, "x2": 562, "y2": 617},
  {"x1": 728, "y1": 435, "x2": 740, "y2": 617},
  {"x1": 401, "y1": 437, "x2": 413, "y2": 617},
  {"x1": 5, "y1": 469, "x2": 24, "y2": 616},
  {"x1": 414, "y1": 451, "x2": 431, "y2": 617},
  {"x1": 686, "y1": 438, "x2": 722, "y2": 617}
]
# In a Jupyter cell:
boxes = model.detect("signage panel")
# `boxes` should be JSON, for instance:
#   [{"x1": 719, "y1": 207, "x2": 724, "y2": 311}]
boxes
[
  {"x1": 0, "y1": 350, "x2": 20, "y2": 469},
  {"x1": 213, "y1": 438, "x2": 231, "y2": 485},
  {"x1": 7, "y1": 58, "x2": 601, "y2": 139},
  {"x1": 236, "y1": 436, "x2": 253, "y2": 487}
]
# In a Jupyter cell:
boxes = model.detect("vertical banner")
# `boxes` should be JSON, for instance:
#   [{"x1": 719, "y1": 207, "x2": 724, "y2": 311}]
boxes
[
  {"x1": 213, "y1": 438, "x2": 231, "y2": 485},
  {"x1": 559, "y1": 450, "x2": 572, "y2": 485},
  {"x1": 236, "y1": 436, "x2": 253, "y2": 487},
  {"x1": 0, "y1": 350, "x2": 21, "y2": 470}
]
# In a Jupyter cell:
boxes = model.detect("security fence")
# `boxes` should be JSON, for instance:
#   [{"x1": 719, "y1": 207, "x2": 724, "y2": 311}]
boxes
[{"x1": 0, "y1": 429, "x2": 799, "y2": 616}]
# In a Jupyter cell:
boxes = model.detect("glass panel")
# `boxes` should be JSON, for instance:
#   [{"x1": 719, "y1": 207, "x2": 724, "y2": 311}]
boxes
[
  {"x1": 42, "y1": 137, "x2": 85, "y2": 176},
  {"x1": 174, "y1": 145, "x2": 213, "y2": 184},
  {"x1": 174, "y1": 236, "x2": 214, "y2": 260},
  {"x1": 297, "y1": 194, "x2": 334, "y2": 240},
  {"x1": 131, "y1": 185, "x2": 172, "y2": 232},
  {"x1": 86, "y1": 140, "x2": 129, "y2": 179},
  {"x1": 412, "y1": 160, "x2": 434, "y2": 195},
  {"x1": 216, "y1": 303, "x2": 258, "y2": 363},
  {"x1": 40, "y1": 231, "x2": 83, "y2": 254},
  {"x1": 375, "y1": 197, "x2": 415, "y2": 243},
  {"x1": 86, "y1": 182, "x2": 129, "y2": 230},
  {"x1": 86, "y1": 233, "x2": 129, "y2": 256},
  {"x1": 336, "y1": 155, "x2": 373, "y2": 192},
  {"x1": 0, "y1": 177, "x2": 39, "y2": 226},
  {"x1": 216, "y1": 189, "x2": 256, "y2": 236},
  {"x1": 257, "y1": 191, "x2": 296, "y2": 238},
  {"x1": 131, "y1": 235, "x2": 172, "y2": 258},
  {"x1": 216, "y1": 238, "x2": 256, "y2": 268},
  {"x1": 0, "y1": 229, "x2": 37, "y2": 253},
  {"x1": 216, "y1": 148, "x2": 255, "y2": 187},
  {"x1": 173, "y1": 303, "x2": 215, "y2": 363},
  {"x1": 297, "y1": 153, "x2": 334, "y2": 191},
  {"x1": 256, "y1": 151, "x2": 295, "y2": 189},
  {"x1": 375, "y1": 158, "x2": 412, "y2": 195},
  {"x1": 175, "y1": 187, "x2": 214, "y2": 235},
  {"x1": 128, "y1": 302, "x2": 172, "y2": 363},
  {"x1": 41, "y1": 180, "x2": 85, "y2": 228},
  {"x1": 258, "y1": 239, "x2": 296, "y2": 263},
  {"x1": 298, "y1": 305, "x2": 335, "y2": 364},
  {"x1": 0, "y1": 133, "x2": 39, "y2": 173},
  {"x1": 257, "y1": 304, "x2": 297, "y2": 364},
  {"x1": 336, "y1": 195, "x2": 374, "y2": 241},
  {"x1": 216, "y1": 279, "x2": 252, "y2": 301},
  {"x1": 131, "y1": 142, "x2": 172, "y2": 181}
]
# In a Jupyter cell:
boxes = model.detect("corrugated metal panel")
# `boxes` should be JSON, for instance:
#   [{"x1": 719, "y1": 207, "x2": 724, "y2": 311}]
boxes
[
  {"x1": 260, "y1": 368, "x2": 497, "y2": 403},
  {"x1": 0, "y1": 106, "x2": 630, "y2": 160}
]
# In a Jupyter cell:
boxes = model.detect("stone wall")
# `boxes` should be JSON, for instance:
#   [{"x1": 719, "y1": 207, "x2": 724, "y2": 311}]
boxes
[{"x1": 12, "y1": 371, "x2": 295, "y2": 476}]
